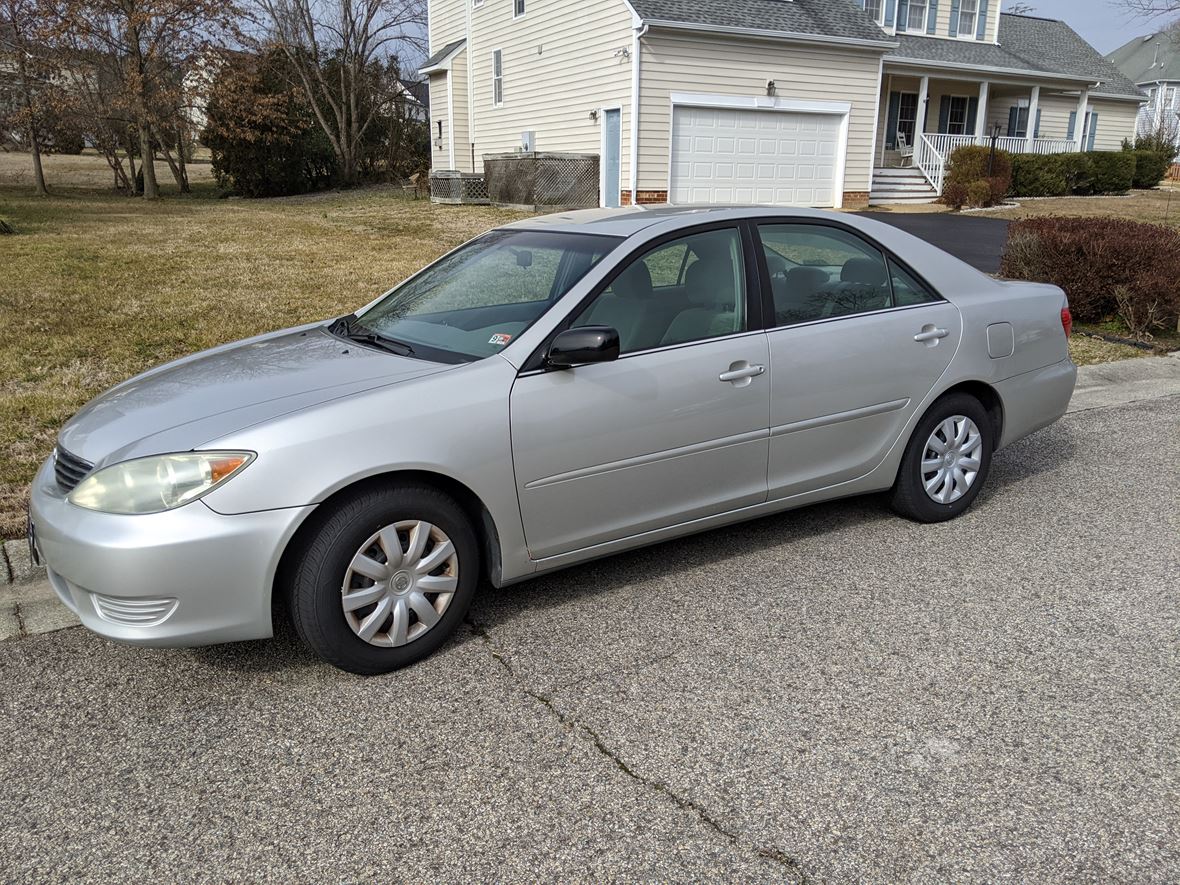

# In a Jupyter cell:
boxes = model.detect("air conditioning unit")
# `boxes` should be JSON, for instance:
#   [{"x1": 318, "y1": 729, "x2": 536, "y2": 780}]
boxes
[{"x1": 521, "y1": 130, "x2": 536, "y2": 152}]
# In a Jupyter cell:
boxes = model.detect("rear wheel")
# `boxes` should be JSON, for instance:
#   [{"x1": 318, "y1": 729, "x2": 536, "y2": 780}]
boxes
[
  {"x1": 890, "y1": 393, "x2": 994, "y2": 523},
  {"x1": 287, "y1": 484, "x2": 479, "y2": 675}
]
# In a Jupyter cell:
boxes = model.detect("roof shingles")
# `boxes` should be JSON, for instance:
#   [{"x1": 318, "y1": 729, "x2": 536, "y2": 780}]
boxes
[{"x1": 628, "y1": 0, "x2": 888, "y2": 43}]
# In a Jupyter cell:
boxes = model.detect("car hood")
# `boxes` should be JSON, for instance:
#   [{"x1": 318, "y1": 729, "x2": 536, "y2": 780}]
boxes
[{"x1": 58, "y1": 325, "x2": 453, "y2": 465}]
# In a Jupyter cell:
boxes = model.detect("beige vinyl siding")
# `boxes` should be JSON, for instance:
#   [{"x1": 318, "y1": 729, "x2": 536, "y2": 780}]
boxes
[
  {"x1": 1087, "y1": 99, "x2": 1142, "y2": 150},
  {"x1": 637, "y1": 33, "x2": 884, "y2": 195},
  {"x1": 427, "y1": 52, "x2": 473, "y2": 171},
  {"x1": 467, "y1": 0, "x2": 634, "y2": 185},
  {"x1": 897, "y1": 0, "x2": 1000, "y2": 43},
  {"x1": 428, "y1": 0, "x2": 467, "y2": 52}
]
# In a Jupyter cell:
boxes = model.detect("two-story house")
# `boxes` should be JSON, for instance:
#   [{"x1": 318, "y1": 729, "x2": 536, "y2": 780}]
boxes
[
  {"x1": 420, "y1": 0, "x2": 1143, "y2": 207},
  {"x1": 1108, "y1": 30, "x2": 1180, "y2": 150}
]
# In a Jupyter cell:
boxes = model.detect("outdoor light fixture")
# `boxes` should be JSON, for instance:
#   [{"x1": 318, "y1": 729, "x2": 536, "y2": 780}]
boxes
[
  {"x1": 589, "y1": 109, "x2": 598, "y2": 122},
  {"x1": 766, "y1": 80, "x2": 777, "y2": 97}
]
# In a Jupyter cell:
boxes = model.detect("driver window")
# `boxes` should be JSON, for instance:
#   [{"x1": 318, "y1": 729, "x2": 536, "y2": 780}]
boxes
[
  {"x1": 573, "y1": 227, "x2": 747, "y2": 354},
  {"x1": 759, "y1": 224, "x2": 893, "y2": 327}
]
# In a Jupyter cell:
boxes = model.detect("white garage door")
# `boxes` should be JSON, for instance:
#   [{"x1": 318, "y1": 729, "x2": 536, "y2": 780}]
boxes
[{"x1": 670, "y1": 105, "x2": 843, "y2": 207}]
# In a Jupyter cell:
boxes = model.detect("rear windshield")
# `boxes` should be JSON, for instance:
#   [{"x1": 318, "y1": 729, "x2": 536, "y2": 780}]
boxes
[{"x1": 356, "y1": 229, "x2": 623, "y2": 361}]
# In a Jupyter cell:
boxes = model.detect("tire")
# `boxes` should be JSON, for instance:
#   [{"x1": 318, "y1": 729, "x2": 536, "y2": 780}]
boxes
[
  {"x1": 890, "y1": 392, "x2": 994, "y2": 523},
  {"x1": 286, "y1": 483, "x2": 480, "y2": 675}
]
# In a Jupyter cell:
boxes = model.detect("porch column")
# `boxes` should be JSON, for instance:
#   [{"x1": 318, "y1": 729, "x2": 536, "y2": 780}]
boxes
[
  {"x1": 1074, "y1": 87, "x2": 1089, "y2": 151},
  {"x1": 975, "y1": 81, "x2": 990, "y2": 143},
  {"x1": 916, "y1": 75, "x2": 930, "y2": 140},
  {"x1": 1026, "y1": 85, "x2": 1041, "y2": 152}
]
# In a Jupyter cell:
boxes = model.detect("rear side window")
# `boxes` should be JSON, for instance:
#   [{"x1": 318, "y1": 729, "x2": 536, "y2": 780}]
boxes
[
  {"x1": 758, "y1": 224, "x2": 892, "y2": 326},
  {"x1": 888, "y1": 258, "x2": 939, "y2": 307}
]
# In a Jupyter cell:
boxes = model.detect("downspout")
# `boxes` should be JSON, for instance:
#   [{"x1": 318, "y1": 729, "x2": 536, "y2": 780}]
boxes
[
  {"x1": 629, "y1": 21, "x2": 648, "y2": 206},
  {"x1": 466, "y1": 2, "x2": 476, "y2": 172}
]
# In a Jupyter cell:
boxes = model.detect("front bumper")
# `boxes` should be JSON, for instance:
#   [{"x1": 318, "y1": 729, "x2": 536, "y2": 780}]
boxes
[{"x1": 29, "y1": 457, "x2": 314, "y2": 647}]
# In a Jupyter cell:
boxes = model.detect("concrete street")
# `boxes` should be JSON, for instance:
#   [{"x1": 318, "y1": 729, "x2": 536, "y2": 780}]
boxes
[{"x1": 1, "y1": 386, "x2": 1177, "y2": 881}]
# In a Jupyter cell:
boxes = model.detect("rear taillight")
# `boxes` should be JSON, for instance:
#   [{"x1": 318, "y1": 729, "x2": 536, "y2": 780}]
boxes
[{"x1": 1061, "y1": 306, "x2": 1073, "y2": 338}]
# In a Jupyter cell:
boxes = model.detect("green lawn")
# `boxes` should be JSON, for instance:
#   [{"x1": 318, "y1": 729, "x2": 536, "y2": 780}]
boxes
[{"x1": 0, "y1": 151, "x2": 526, "y2": 538}]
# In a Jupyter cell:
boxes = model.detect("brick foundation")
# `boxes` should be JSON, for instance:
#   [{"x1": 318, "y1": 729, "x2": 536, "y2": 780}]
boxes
[
  {"x1": 621, "y1": 189, "x2": 669, "y2": 206},
  {"x1": 842, "y1": 191, "x2": 871, "y2": 209}
]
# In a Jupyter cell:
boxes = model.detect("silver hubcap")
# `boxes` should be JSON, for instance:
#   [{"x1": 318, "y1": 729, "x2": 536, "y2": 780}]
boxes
[
  {"x1": 341, "y1": 520, "x2": 459, "y2": 648},
  {"x1": 921, "y1": 415, "x2": 983, "y2": 505}
]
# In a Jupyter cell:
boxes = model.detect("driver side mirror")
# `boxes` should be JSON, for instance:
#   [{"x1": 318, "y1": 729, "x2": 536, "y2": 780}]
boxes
[{"x1": 545, "y1": 326, "x2": 620, "y2": 369}]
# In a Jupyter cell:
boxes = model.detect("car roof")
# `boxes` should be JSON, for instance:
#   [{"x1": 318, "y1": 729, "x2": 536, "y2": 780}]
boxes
[{"x1": 501, "y1": 205, "x2": 864, "y2": 238}]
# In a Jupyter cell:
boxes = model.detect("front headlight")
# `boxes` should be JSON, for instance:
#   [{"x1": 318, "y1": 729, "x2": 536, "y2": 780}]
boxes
[{"x1": 67, "y1": 451, "x2": 255, "y2": 515}]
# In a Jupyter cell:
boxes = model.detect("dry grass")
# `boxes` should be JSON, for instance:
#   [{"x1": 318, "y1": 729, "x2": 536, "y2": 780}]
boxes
[
  {"x1": 1067, "y1": 333, "x2": 1150, "y2": 367},
  {"x1": 0, "y1": 151, "x2": 528, "y2": 538},
  {"x1": 988, "y1": 187, "x2": 1180, "y2": 226}
]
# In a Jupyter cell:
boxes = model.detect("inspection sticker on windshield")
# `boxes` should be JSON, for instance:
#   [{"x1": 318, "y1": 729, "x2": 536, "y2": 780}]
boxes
[{"x1": 488, "y1": 333, "x2": 513, "y2": 346}]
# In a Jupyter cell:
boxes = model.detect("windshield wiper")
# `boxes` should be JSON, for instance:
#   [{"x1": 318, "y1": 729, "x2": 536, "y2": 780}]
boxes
[{"x1": 328, "y1": 314, "x2": 415, "y2": 356}]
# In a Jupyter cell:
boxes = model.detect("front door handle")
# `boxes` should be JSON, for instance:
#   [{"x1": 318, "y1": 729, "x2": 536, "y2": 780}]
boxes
[
  {"x1": 719, "y1": 363, "x2": 766, "y2": 384},
  {"x1": 914, "y1": 327, "x2": 950, "y2": 343}
]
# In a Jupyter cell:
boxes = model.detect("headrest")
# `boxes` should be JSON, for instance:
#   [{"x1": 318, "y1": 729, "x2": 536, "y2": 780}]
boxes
[
  {"x1": 613, "y1": 259, "x2": 654, "y2": 299},
  {"x1": 784, "y1": 266, "x2": 829, "y2": 293},
  {"x1": 763, "y1": 249, "x2": 789, "y2": 276},
  {"x1": 685, "y1": 257, "x2": 735, "y2": 306},
  {"x1": 841, "y1": 257, "x2": 887, "y2": 288}
]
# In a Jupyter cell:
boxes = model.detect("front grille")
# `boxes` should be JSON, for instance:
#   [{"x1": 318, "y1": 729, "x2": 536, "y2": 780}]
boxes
[
  {"x1": 54, "y1": 447, "x2": 93, "y2": 493},
  {"x1": 92, "y1": 593, "x2": 178, "y2": 627}
]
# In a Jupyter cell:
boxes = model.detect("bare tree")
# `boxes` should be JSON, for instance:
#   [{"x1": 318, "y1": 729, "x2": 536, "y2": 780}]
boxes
[
  {"x1": 49, "y1": 0, "x2": 240, "y2": 197},
  {"x1": 252, "y1": 0, "x2": 426, "y2": 185},
  {"x1": 0, "y1": 0, "x2": 52, "y2": 193}
]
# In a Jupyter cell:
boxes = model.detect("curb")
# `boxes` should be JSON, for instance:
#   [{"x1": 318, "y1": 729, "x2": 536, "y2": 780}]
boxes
[{"x1": 2, "y1": 352, "x2": 1178, "y2": 592}]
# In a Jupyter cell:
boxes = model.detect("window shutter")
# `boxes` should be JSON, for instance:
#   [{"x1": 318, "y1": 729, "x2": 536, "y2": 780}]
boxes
[
  {"x1": 1087, "y1": 113, "x2": 1098, "y2": 150},
  {"x1": 967, "y1": 97, "x2": 979, "y2": 134},
  {"x1": 897, "y1": 0, "x2": 909, "y2": 31},
  {"x1": 976, "y1": 0, "x2": 989, "y2": 40},
  {"x1": 939, "y1": 96, "x2": 952, "y2": 134},
  {"x1": 884, "y1": 0, "x2": 897, "y2": 27},
  {"x1": 927, "y1": 0, "x2": 938, "y2": 34},
  {"x1": 1034, "y1": 109, "x2": 1042, "y2": 139},
  {"x1": 886, "y1": 92, "x2": 902, "y2": 149},
  {"x1": 949, "y1": 0, "x2": 960, "y2": 36},
  {"x1": 1067, "y1": 111, "x2": 1076, "y2": 140},
  {"x1": 1007, "y1": 106, "x2": 1019, "y2": 138}
]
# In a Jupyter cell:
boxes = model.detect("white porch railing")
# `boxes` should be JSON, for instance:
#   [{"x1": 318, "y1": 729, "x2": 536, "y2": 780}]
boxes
[
  {"x1": 915, "y1": 133, "x2": 947, "y2": 196},
  {"x1": 910, "y1": 133, "x2": 1079, "y2": 194}
]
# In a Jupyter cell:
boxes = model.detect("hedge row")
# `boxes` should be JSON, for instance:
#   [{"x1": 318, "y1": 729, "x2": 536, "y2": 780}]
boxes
[
  {"x1": 1009, "y1": 149, "x2": 1172, "y2": 198},
  {"x1": 1000, "y1": 217, "x2": 1180, "y2": 337}
]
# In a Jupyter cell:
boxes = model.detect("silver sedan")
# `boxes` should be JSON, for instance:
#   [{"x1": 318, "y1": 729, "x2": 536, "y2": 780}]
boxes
[{"x1": 29, "y1": 207, "x2": 1077, "y2": 673}]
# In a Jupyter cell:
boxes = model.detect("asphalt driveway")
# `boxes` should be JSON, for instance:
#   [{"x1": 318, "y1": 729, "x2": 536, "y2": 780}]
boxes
[
  {"x1": 864, "y1": 212, "x2": 1010, "y2": 274},
  {"x1": 1, "y1": 394, "x2": 1178, "y2": 882}
]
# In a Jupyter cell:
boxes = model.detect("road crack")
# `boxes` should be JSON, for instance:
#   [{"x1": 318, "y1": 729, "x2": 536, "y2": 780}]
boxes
[{"x1": 465, "y1": 616, "x2": 810, "y2": 882}]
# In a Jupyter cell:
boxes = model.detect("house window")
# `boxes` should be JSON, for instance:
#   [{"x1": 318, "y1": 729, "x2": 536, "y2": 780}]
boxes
[
  {"x1": 957, "y1": 0, "x2": 978, "y2": 37},
  {"x1": 907, "y1": 0, "x2": 928, "y2": 30},
  {"x1": 947, "y1": 96, "x2": 970, "y2": 135},
  {"x1": 897, "y1": 93, "x2": 919, "y2": 146},
  {"x1": 1167, "y1": 87, "x2": 1178, "y2": 109},
  {"x1": 864, "y1": 0, "x2": 884, "y2": 23},
  {"x1": 513, "y1": 0, "x2": 525, "y2": 17},
  {"x1": 492, "y1": 49, "x2": 503, "y2": 106}
]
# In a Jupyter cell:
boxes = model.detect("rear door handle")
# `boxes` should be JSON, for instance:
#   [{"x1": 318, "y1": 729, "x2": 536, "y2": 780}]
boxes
[
  {"x1": 914, "y1": 327, "x2": 950, "y2": 343},
  {"x1": 719, "y1": 364, "x2": 766, "y2": 383}
]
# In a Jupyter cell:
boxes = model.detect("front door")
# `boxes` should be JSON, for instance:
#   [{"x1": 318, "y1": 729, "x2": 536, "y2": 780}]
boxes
[
  {"x1": 754, "y1": 221, "x2": 963, "y2": 499},
  {"x1": 602, "y1": 108, "x2": 621, "y2": 208},
  {"x1": 510, "y1": 225, "x2": 771, "y2": 560}
]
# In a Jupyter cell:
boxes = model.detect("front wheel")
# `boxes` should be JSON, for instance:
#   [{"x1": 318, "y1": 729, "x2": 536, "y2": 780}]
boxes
[
  {"x1": 286, "y1": 484, "x2": 480, "y2": 675},
  {"x1": 890, "y1": 393, "x2": 994, "y2": 523}
]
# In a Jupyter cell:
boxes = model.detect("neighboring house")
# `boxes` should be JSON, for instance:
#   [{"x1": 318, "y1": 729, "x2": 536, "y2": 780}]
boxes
[
  {"x1": 1108, "y1": 30, "x2": 1180, "y2": 148},
  {"x1": 422, "y1": 0, "x2": 1143, "y2": 207},
  {"x1": 395, "y1": 78, "x2": 430, "y2": 123}
]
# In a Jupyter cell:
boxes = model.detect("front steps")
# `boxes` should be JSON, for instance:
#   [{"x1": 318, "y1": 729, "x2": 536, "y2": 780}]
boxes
[{"x1": 869, "y1": 166, "x2": 939, "y2": 205}]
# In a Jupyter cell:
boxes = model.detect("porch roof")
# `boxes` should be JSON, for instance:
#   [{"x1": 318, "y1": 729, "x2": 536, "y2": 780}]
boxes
[
  {"x1": 886, "y1": 13, "x2": 1144, "y2": 100},
  {"x1": 419, "y1": 39, "x2": 466, "y2": 76}
]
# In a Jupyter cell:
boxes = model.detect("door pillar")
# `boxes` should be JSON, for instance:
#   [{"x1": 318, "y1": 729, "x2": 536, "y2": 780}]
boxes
[
  {"x1": 975, "y1": 81, "x2": 990, "y2": 143},
  {"x1": 1026, "y1": 85, "x2": 1041, "y2": 151}
]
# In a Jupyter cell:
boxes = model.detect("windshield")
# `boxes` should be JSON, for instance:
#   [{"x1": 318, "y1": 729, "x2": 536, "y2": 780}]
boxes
[{"x1": 352, "y1": 229, "x2": 623, "y2": 362}]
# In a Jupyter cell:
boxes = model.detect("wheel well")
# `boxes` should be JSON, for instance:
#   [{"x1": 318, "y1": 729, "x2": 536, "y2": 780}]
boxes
[
  {"x1": 938, "y1": 381, "x2": 1004, "y2": 449},
  {"x1": 270, "y1": 470, "x2": 503, "y2": 628}
]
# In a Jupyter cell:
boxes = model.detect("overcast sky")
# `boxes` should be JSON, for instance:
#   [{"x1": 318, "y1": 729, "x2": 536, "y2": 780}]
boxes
[{"x1": 1017, "y1": 0, "x2": 1173, "y2": 54}]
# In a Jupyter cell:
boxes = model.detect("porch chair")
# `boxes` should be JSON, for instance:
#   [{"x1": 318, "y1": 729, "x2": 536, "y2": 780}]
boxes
[{"x1": 896, "y1": 131, "x2": 915, "y2": 167}]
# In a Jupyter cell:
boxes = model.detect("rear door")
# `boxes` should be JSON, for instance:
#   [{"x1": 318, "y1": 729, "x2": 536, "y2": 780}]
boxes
[{"x1": 754, "y1": 221, "x2": 963, "y2": 500}]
